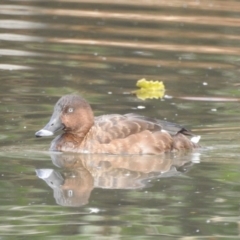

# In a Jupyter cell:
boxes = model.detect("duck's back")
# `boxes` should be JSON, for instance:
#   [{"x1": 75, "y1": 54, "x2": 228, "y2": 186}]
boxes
[{"x1": 82, "y1": 113, "x2": 199, "y2": 154}]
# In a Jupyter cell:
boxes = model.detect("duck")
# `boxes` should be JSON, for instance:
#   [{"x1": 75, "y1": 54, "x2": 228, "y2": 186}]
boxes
[{"x1": 35, "y1": 95, "x2": 200, "y2": 154}]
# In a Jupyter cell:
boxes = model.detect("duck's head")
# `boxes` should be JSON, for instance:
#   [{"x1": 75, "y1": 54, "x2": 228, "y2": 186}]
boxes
[{"x1": 35, "y1": 95, "x2": 94, "y2": 137}]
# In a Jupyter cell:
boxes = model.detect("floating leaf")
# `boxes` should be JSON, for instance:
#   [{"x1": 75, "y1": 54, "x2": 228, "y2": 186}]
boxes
[
  {"x1": 134, "y1": 78, "x2": 165, "y2": 100},
  {"x1": 136, "y1": 78, "x2": 165, "y2": 90}
]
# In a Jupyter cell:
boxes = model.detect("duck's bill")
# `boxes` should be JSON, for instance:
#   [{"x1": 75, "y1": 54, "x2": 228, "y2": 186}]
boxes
[
  {"x1": 35, "y1": 169, "x2": 54, "y2": 178},
  {"x1": 35, "y1": 112, "x2": 64, "y2": 137},
  {"x1": 35, "y1": 129, "x2": 54, "y2": 137}
]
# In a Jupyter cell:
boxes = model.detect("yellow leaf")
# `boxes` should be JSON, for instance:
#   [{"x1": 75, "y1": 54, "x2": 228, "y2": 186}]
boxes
[
  {"x1": 136, "y1": 78, "x2": 165, "y2": 90},
  {"x1": 134, "y1": 78, "x2": 165, "y2": 100}
]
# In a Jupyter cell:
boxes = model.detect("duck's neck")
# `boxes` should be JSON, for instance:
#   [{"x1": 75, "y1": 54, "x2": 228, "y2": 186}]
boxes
[
  {"x1": 64, "y1": 121, "x2": 93, "y2": 143},
  {"x1": 50, "y1": 132, "x2": 84, "y2": 152}
]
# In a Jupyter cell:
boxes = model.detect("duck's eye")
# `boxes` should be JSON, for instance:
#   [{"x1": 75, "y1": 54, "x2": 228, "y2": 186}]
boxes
[{"x1": 68, "y1": 108, "x2": 74, "y2": 113}]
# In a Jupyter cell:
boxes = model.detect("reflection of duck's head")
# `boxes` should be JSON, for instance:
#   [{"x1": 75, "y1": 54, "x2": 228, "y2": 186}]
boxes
[
  {"x1": 35, "y1": 94, "x2": 200, "y2": 154},
  {"x1": 56, "y1": 169, "x2": 93, "y2": 207},
  {"x1": 36, "y1": 165, "x2": 94, "y2": 207}
]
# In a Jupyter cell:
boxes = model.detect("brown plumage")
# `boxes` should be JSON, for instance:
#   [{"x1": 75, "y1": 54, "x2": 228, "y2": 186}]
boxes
[{"x1": 35, "y1": 95, "x2": 200, "y2": 154}]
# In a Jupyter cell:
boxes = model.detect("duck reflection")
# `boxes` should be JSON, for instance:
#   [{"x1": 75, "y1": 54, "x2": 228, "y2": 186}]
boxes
[{"x1": 36, "y1": 152, "x2": 200, "y2": 207}]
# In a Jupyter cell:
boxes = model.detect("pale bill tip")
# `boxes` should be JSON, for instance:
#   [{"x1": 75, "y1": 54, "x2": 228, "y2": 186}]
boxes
[
  {"x1": 35, "y1": 129, "x2": 54, "y2": 137},
  {"x1": 35, "y1": 169, "x2": 54, "y2": 179}
]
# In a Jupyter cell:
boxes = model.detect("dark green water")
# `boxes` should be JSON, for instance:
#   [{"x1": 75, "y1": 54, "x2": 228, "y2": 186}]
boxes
[{"x1": 0, "y1": 0, "x2": 240, "y2": 238}]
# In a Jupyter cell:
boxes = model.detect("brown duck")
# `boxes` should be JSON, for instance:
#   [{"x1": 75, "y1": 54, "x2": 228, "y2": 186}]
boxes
[{"x1": 35, "y1": 95, "x2": 200, "y2": 154}]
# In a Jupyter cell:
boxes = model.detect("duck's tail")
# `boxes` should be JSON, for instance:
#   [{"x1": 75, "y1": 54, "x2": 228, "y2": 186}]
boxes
[
  {"x1": 190, "y1": 135, "x2": 201, "y2": 145},
  {"x1": 172, "y1": 133, "x2": 201, "y2": 150}
]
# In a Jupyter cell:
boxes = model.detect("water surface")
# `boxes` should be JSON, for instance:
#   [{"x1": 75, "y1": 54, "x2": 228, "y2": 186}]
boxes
[{"x1": 1, "y1": 0, "x2": 240, "y2": 238}]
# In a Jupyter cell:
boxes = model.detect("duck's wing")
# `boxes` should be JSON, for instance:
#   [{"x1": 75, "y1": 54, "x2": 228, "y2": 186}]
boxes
[
  {"x1": 94, "y1": 113, "x2": 192, "y2": 144},
  {"x1": 124, "y1": 113, "x2": 193, "y2": 136}
]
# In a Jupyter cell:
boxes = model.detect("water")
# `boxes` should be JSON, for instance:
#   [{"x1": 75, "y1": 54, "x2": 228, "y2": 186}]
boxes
[{"x1": 1, "y1": 0, "x2": 240, "y2": 238}]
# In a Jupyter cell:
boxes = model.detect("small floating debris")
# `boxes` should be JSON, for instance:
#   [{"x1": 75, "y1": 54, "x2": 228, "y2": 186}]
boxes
[{"x1": 133, "y1": 78, "x2": 165, "y2": 100}]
